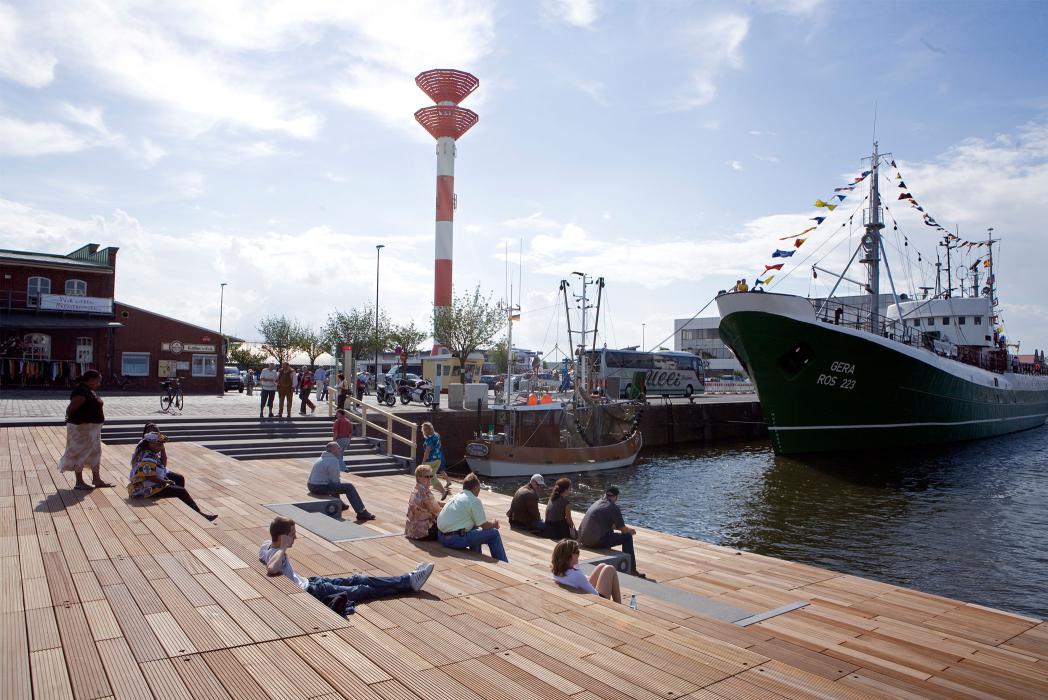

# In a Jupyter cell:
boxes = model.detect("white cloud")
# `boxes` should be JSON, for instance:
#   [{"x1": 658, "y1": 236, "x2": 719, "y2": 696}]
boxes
[
  {"x1": 0, "y1": 115, "x2": 87, "y2": 156},
  {"x1": 753, "y1": 154, "x2": 779, "y2": 163},
  {"x1": 726, "y1": 160, "x2": 744, "y2": 171},
  {"x1": 542, "y1": 0, "x2": 600, "y2": 28},
  {"x1": 0, "y1": 3, "x2": 56, "y2": 87},
  {"x1": 575, "y1": 79, "x2": 609, "y2": 106},
  {"x1": 171, "y1": 172, "x2": 205, "y2": 199},
  {"x1": 670, "y1": 15, "x2": 750, "y2": 110}
]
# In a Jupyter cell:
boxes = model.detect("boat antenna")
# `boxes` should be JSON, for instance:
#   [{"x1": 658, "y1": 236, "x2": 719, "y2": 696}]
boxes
[
  {"x1": 861, "y1": 141, "x2": 884, "y2": 333},
  {"x1": 872, "y1": 100, "x2": 878, "y2": 144}
]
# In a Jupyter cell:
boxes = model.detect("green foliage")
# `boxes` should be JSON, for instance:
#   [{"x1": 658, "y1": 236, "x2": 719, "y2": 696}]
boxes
[
  {"x1": 489, "y1": 337, "x2": 509, "y2": 374},
  {"x1": 228, "y1": 342, "x2": 266, "y2": 369},
  {"x1": 257, "y1": 315, "x2": 300, "y2": 364},
  {"x1": 323, "y1": 304, "x2": 391, "y2": 361},
  {"x1": 432, "y1": 286, "x2": 505, "y2": 383},
  {"x1": 387, "y1": 321, "x2": 429, "y2": 369},
  {"x1": 291, "y1": 325, "x2": 327, "y2": 367}
]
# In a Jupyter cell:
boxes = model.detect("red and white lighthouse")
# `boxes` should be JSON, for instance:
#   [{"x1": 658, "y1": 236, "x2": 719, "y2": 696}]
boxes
[{"x1": 414, "y1": 69, "x2": 479, "y2": 313}]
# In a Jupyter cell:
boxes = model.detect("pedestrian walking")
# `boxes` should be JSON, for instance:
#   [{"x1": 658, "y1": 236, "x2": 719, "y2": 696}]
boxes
[
  {"x1": 314, "y1": 366, "x2": 328, "y2": 401},
  {"x1": 245, "y1": 368, "x2": 256, "y2": 396},
  {"x1": 58, "y1": 370, "x2": 115, "y2": 491},
  {"x1": 299, "y1": 367, "x2": 316, "y2": 415},
  {"x1": 276, "y1": 362, "x2": 294, "y2": 417},
  {"x1": 258, "y1": 362, "x2": 278, "y2": 417}
]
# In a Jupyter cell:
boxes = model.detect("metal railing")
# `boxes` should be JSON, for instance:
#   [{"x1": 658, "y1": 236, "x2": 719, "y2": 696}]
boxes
[{"x1": 334, "y1": 394, "x2": 418, "y2": 463}]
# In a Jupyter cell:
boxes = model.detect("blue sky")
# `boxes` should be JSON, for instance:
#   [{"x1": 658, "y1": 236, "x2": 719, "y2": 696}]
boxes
[{"x1": 2, "y1": 0, "x2": 1048, "y2": 356}]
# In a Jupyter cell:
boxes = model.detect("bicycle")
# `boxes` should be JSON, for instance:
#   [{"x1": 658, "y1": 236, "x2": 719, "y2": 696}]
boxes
[{"x1": 160, "y1": 378, "x2": 184, "y2": 413}]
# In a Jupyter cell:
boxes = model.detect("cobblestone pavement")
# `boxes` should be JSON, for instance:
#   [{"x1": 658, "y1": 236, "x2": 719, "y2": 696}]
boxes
[{"x1": 0, "y1": 387, "x2": 750, "y2": 422}]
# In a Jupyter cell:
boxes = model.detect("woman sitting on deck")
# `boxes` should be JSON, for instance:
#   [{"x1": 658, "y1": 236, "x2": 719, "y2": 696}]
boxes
[
  {"x1": 405, "y1": 464, "x2": 444, "y2": 540},
  {"x1": 544, "y1": 477, "x2": 576, "y2": 540},
  {"x1": 551, "y1": 539, "x2": 621, "y2": 603},
  {"x1": 127, "y1": 432, "x2": 217, "y2": 521}
]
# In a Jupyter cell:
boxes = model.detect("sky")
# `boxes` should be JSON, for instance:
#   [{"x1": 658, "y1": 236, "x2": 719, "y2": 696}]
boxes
[{"x1": 2, "y1": 0, "x2": 1048, "y2": 358}]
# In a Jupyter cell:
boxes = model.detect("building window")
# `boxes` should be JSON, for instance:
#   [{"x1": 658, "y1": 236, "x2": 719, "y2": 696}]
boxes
[
  {"x1": 192, "y1": 354, "x2": 217, "y2": 377},
  {"x1": 65, "y1": 279, "x2": 87, "y2": 296},
  {"x1": 27, "y1": 276, "x2": 51, "y2": 307},
  {"x1": 912, "y1": 317, "x2": 920, "y2": 327},
  {"x1": 23, "y1": 333, "x2": 51, "y2": 360},
  {"x1": 974, "y1": 316, "x2": 982, "y2": 325},
  {"x1": 958, "y1": 316, "x2": 966, "y2": 325},
  {"x1": 926, "y1": 318, "x2": 934, "y2": 326},
  {"x1": 75, "y1": 337, "x2": 93, "y2": 363},
  {"x1": 122, "y1": 352, "x2": 150, "y2": 376},
  {"x1": 942, "y1": 317, "x2": 950, "y2": 325}
]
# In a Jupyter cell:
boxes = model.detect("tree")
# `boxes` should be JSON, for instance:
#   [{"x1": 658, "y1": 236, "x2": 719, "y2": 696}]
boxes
[
  {"x1": 292, "y1": 325, "x2": 327, "y2": 367},
  {"x1": 488, "y1": 337, "x2": 509, "y2": 374},
  {"x1": 323, "y1": 304, "x2": 391, "y2": 362},
  {"x1": 228, "y1": 342, "x2": 267, "y2": 369},
  {"x1": 432, "y1": 286, "x2": 505, "y2": 383},
  {"x1": 257, "y1": 315, "x2": 300, "y2": 364},
  {"x1": 387, "y1": 321, "x2": 429, "y2": 371}
]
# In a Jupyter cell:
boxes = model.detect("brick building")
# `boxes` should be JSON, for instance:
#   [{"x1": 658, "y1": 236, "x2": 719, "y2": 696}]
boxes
[{"x1": 1, "y1": 244, "x2": 227, "y2": 393}]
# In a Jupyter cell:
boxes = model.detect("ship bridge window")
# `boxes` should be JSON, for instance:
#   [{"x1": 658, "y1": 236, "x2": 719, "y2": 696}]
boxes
[
  {"x1": 958, "y1": 316, "x2": 966, "y2": 325},
  {"x1": 942, "y1": 317, "x2": 950, "y2": 325},
  {"x1": 778, "y1": 341, "x2": 815, "y2": 377},
  {"x1": 926, "y1": 318, "x2": 935, "y2": 326},
  {"x1": 911, "y1": 318, "x2": 920, "y2": 327},
  {"x1": 974, "y1": 316, "x2": 982, "y2": 325}
]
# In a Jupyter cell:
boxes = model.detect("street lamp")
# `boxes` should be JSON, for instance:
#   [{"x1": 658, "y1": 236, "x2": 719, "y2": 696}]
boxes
[
  {"x1": 642, "y1": 323, "x2": 646, "y2": 351},
  {"x1": 218, "y1": 282, "x2": 227, "y2": 397},
  {"x1": 375, "y1": 245, "x2": 385, "y2": 386}
]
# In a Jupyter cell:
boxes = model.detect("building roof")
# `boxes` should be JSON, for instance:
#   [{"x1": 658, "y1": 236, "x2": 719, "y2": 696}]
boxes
[
  {"x1": 0, "y1": 246, "x2": 117, "y2": 270},
  {"x1": 115, "y1": 301, "x2": 242, "y2": 342}
]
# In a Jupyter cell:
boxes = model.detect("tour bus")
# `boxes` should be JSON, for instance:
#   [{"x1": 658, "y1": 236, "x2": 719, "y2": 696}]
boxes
[{"x1": 583, "y1": 349, "x2": 705, "y2": 398}]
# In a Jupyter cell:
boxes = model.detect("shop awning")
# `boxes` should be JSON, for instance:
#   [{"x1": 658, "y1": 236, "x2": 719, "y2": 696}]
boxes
[{"x1": 0, "y1": 312, "x2": 118, "y2": 330}]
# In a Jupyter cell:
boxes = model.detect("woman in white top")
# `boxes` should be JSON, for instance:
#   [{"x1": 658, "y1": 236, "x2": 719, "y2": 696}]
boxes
[{"x1": 550, "y1": 539, "x2": 621, "y2": 603}]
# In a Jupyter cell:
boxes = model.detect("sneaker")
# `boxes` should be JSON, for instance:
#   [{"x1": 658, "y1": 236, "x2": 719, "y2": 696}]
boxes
[
  {"x1": 356, "y1": 510, "x2": 376, "y2": 522},
  {"x1": 409, "y1": 563, "x2": 435, "y2": 591},
  {"x1": 204, "y1": 513, "x2": 218, "y2": 522},
  {"x1": 340, "y1": 502, "x2": 350, "y2": 511}
]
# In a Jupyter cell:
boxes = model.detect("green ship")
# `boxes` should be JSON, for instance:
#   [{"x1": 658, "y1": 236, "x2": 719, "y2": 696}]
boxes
[{"x1": 717, "y1": 144, "x2": 1048, "y2": 454}]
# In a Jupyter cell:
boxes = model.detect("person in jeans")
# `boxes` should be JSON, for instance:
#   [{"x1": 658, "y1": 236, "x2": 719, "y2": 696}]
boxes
[
  {"x1": 576, "y1": 486, "x2": 645, "y2": 578},
  {"x1": 307, "y1": 442, "x2": 375, "y2": 521},
  {"x1": 314, "y1": 366, "x2": 328, "y2": 401},
  {"x1": 276, "y1": 361, "x2": 295, "y2": 417},
  {"x1": 332, "y1": 409, "x2": 354, "y2": 471},
  {"x1": 261, "y1": 517, "x2": 433, "y2": 613},
  {"x1": 258, "y1": 363, "x2": 278, "y2": 417},
  {"x1": 298, "y1": 367, "x2": 316, "y2": 415},
  {"x1": 436, "y1": 472, "x2": 508, "y2": 562}
]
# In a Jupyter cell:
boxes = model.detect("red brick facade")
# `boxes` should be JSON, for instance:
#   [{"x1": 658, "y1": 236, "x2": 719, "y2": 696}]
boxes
[{"x1": 1, "y1": 244, "x2": 225, "y2": 393}]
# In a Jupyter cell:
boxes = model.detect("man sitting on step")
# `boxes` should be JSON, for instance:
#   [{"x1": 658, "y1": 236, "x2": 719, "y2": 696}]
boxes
[
  {"x1": 307, "y1": 442, "x2": 376, "y2": 521},
  {"x1": 261, "y1": 516, "x2": 433, "y2": 615}
]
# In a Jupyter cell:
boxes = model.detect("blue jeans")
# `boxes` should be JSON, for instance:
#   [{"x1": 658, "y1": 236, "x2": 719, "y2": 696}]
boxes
[
  {"x1": 599, "y1": 531, "x2": 637, "y2": 572},
  {"x1": 308, "y1": 482, "x2": 365, "y2": 514},
  {"x1": 307, "y1": 573, "x2": 410, "y2": 602},
  {"x1": 438, "y1": 527, "x2": 509, "y2": 562}
]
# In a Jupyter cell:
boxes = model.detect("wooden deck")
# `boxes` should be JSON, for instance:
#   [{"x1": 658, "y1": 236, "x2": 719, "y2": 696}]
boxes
[{"x1": 2, "y1": 424, "x2": 1046, "y2": 700}]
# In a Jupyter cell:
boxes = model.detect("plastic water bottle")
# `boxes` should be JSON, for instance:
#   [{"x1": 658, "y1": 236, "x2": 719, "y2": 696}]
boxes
[{"x1": 629, "y1": 593, "x2": 637, "y2": 610}]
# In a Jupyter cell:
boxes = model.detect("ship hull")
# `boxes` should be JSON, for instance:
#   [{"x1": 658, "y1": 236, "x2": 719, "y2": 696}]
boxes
[
  {"x1": 466, "y1": 431, "x2": 643, "y2": 479},
  {"x1": 717, "y1": 292, "x2": 1048, "y2": 454}
]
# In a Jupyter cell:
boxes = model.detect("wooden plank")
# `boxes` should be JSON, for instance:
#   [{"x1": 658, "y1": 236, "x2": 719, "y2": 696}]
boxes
[
  {"x1": 30, "y1": 647, "x2": 75, "y2": 700},
  {"x1": 169, "y1": 654, "x2": 234, "y2": 700},
  {"x1": 102, "y1": 583, "x2": 167, "y2": 663},
  {"x1": 95, "y1": 637, "x2": 154, "y2": 699},
  {"x1": 284, "y1": 635, "x2": 387, "y2": 700},
  {"x1": 53, "y1": 604, "x2": 112, "y2": 700},
  {"x1": 1, "y1": 611, "x2": 32, "y2": 700},
  {"x1": 140, "y1": 659, "x2": 195, "y2": 700}
]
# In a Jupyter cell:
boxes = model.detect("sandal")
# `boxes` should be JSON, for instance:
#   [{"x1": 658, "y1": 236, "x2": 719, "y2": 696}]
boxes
[
  {"x1": 74, "y1": 483, "x2": 94, "y2": 491},
  {"x1": 91, "y1": 480, "x2": 115, "y2": 488}
]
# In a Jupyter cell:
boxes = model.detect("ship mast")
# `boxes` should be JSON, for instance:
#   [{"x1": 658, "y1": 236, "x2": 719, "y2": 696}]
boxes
[{"x1": 861, "y1": 141, "x2": 884, "y2": 334}]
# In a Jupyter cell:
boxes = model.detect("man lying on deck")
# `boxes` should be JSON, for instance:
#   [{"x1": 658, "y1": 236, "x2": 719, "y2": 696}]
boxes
[{"x1": 260, "y1": 516, "x2": 434, "y2": 615}]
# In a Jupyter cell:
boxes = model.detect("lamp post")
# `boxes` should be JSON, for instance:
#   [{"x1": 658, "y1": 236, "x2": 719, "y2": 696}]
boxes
[
  {"x1": 218, "y1": 282, "x2": 227, "y2": 397},
  {"x1": 642, "y1": 323, "x2": 646, "y2": 351},
  {"x1": 375, "y1": 244, "x2": 385, "y2": 386}
]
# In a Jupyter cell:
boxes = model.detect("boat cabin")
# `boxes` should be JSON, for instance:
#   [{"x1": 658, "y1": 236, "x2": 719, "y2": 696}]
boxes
[
  {"x1": 482, "y1": 402, "x2": 566, "y2": 448},
  {"x1": 886, "y1": 297, "x2": 994, "y2": 348}
]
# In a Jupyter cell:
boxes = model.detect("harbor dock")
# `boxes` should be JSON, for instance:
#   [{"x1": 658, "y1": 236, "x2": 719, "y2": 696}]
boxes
[{"x1": 2, "y1": 424, "x2": 1046, "y2": 699}]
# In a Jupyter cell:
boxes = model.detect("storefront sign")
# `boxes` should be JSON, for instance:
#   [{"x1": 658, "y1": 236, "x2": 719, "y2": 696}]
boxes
[
  {"x1": 39, "y1": 294, "x2": 112, "y2": 314},
  {"x1": 158, "y1": 360, "x2": 179, "y2": 377},
  {"x1": 162, "y1": 341, "x2": 214, "y2": 353}
]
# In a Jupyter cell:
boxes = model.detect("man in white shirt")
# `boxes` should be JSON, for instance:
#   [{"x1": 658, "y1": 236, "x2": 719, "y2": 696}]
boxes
[
  {"x1": 436, "y1": 472, "x2": 508, "y2": 562},
  {"x1": 260, "y1": 516, "x2": 434, "y2": 613},
  {"x1": 258, "y1": 363, "x2": 279, "y2": 418}
]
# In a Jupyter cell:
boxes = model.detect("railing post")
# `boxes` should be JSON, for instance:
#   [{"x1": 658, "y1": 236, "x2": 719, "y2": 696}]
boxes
[
  {"x1": 387, "y1": 414, "x2": 393, "y2": 456},
  {"x1": 360, "y1": 404, "x2": 368, "y2": 440},
  {"x1": 410, "y1": 423, "x2": 417, "y2": 464}
]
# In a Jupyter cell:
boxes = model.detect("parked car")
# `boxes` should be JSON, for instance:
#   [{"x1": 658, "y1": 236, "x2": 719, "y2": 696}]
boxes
[
  {"x1": 479, "y1": 374, "x2": 498, "y2": 389},
  {"x1": 386, "y1": 367, "x2": 424, "y2": 388},
  {"x1": 224, "y1": 366, "x2": 244, "y2": 392}
]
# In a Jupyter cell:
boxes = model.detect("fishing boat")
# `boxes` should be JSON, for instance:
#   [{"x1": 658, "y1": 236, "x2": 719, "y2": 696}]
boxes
[
  {"x1": 717, "y1": 142, "x2": 1048, "y2": 455},
  {"x1": 466, "y1": 275, "x2": 643, "y2": 478}
]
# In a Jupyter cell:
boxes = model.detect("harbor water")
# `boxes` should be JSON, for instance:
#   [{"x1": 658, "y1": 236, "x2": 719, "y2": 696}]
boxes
[{"x1": 487, "y1": 425, "x2": 1048, "y2": 619}]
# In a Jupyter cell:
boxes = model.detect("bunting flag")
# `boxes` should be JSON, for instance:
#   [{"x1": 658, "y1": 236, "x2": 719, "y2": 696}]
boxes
[
  {"x1": 897, "y1": 180, "x2": 907, "y2": 188},
  {"x1": 763, "y1": 263, "x2": 784, "y2": 273},
  {"x1": 983, "y1": 259, "x2": 992, "y2": 268},
  {"x1": 814, "y1": 199, "x2": 838, "y2": 211},
  {"x1": 794, "y1": 237, "x2": 807, "y2": 248},
  {"x1": 946, "y1": 233, "x2": 959, "y2": 241},
  {"x1": 987, "y1": 274, "x2": 995, "y2": 284},
  {"x1": 755, "y1": 274, "x2": 775, "y2": 286},
  {"x1": 898, "y1": 192, "x2": 913, "y2": 200},
  {"x1": 811, "y1": 216, "x2": 826, "y2": 224},
  {"x1": 772, "y1": 249, "x2": 796, "y2": 258},
  {"x1": 890, "y1": 159, "x2": 897, "y2": 168},
  {"x1": 895, "y1": 173, "x2": 903, "y2": 179},
  {"x1": 970, "y1": 259, "x2": 982, "y2": 270},
  {"x1": 834, "y1": 194, "x2": 847, "y2": 202},
  {"x1": 834, "y1": 186, "x2": 855, "y2": 192}
]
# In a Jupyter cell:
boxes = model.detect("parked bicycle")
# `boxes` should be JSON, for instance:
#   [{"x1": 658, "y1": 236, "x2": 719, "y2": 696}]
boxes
[{"x1": 160, "y1": 377, "x2": 184, "y2": 413}]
